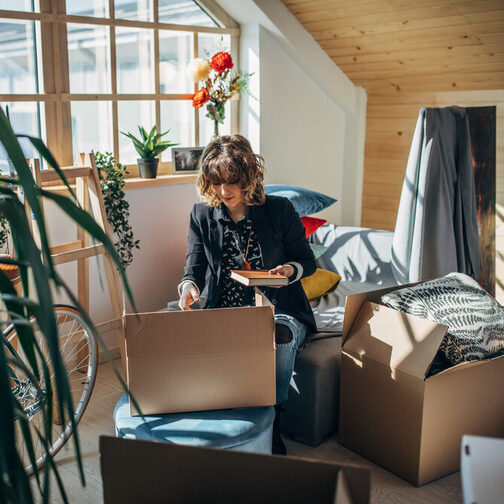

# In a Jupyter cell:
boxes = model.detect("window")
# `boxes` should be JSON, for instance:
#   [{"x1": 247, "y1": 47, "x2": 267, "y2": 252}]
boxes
[{"x1": 0, "y1": 0, "x2": 239, "y2": 175}]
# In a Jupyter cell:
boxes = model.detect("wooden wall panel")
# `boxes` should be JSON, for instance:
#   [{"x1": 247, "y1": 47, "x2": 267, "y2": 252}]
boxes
[
  {"x1": 281, "y1": 1, "x2": 504, "y2": 301},
  {"x1": 361, "y1": 90, "x2": 504, "y2": 303}
]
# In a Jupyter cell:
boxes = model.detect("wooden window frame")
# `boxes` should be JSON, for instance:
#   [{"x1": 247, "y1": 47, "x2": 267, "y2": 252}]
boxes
[{"x1": 0, "y1": 0, "x2": 240, "y2": 179}]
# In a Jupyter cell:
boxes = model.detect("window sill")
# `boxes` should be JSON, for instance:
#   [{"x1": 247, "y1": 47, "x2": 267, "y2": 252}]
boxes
[
  {"x1": 124, "y1": 173, "x2": 198, "y2": 190},
  {"x1": 47, "y1": 173, "x2": 198, "y2": 194}
]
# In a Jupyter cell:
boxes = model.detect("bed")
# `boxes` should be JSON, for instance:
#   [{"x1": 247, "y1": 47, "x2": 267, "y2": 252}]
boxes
[{"x1": 308, "y1": 223, "x2": 398, "y2": 333}]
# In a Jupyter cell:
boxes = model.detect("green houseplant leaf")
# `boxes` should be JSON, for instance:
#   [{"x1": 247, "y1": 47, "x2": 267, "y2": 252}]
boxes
[
  {"x1": 120, "y1": 125, "x2": 178, "y2": 160},
  {"x1": 94, "y1": 152, "x2": 140, "y2": 268},
  {"x1": 0, "y1": 105, "x2": 138, "y2": 504}
]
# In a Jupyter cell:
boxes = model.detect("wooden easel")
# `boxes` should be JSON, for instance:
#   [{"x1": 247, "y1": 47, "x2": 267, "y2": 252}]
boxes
[{"x1": 28, "y1": 153, "x2": 126, "y2": 373}]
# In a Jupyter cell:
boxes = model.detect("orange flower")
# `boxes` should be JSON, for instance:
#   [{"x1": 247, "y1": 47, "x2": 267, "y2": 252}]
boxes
[
  {"x1": 192, "y1": 87, "x2": 210, "y2": 108},
  {"x1": 211, "y1": 52, "x2": 233, "y2": 74}
]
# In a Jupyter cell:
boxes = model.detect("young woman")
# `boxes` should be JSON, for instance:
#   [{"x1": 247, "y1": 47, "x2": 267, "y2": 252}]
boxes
[{"x1": 178, "y1": 134, "x2": 316, "y2": 454}]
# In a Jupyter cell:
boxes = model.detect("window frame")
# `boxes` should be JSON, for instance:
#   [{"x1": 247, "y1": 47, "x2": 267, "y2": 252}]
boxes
[{"x1": 0, "y1": 0, "x2": 240, "y2": 177}]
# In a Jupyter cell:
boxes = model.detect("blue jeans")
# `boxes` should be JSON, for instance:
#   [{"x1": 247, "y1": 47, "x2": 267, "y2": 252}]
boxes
[{"x1": 274, "y1": 312, "x2": 308, "y2": 404}]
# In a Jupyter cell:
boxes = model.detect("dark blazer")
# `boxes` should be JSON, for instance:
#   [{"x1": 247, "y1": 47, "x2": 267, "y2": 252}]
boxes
[{"x1": 182, "y1": 195, "x2": 317, "y2": 333}]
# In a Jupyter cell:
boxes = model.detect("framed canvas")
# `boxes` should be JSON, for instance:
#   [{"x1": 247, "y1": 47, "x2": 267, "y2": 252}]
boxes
[{"x1": 171, "y1": 147, "x2": 204, "y2": 174}]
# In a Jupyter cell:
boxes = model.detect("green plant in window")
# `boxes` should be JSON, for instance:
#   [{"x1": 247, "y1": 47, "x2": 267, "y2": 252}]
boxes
[
  {"x1": 121, "y1": 125, "x2": 178, "y2": 179},
  {"x1": 94, "y1": 151, "x2": 140, "y2": 268},
  {"x1": 121, "y1": 125, "x2": 177, "y2": 160}
]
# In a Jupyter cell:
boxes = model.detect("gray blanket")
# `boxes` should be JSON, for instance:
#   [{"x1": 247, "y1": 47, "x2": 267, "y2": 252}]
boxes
[{"x1": 391, "y1": 106, "x2": 481, "y2": 284}]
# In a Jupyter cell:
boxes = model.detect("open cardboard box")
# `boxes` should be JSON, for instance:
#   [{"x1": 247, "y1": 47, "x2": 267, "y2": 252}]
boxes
[
  {"x1": 100, "y1": 435, "x2": 370, "y2": 504},
  {"x1": 122, "y1": 290, "x2": 276, "y2": 415},
  {"x1": 338, "y1": 284, "x2": 504, "y2": 486}
]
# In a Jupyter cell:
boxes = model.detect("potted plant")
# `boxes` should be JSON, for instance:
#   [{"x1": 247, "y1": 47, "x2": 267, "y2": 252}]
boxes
[
  {"x1": 121, "y1": 125, "x2": 177, "y2": 179},
  {"x1": 0, "y1": 106, "x2": 136, "y2": 502}
]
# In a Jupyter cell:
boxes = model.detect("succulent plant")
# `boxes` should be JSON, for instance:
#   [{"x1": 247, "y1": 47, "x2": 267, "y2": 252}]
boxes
[{"x1": 121, "y1": 125, "x2": 178, "y2": 160}]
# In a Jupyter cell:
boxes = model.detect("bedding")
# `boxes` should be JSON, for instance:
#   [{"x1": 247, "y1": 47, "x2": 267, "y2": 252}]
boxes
[
  {"x1": 308, "y1": 223, "x2": 397, "y2": 333},
  {"x1": 381, "y1": 272, "x2": 504, "y2": 365},
  {"x1": 311, "y1": 224, "x2": 396, "y2": 285}
]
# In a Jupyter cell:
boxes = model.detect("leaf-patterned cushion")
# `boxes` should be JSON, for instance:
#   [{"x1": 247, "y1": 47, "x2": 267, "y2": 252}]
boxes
[{"x1": 381, "y1": 272, "x2": 504, "y2": 365}]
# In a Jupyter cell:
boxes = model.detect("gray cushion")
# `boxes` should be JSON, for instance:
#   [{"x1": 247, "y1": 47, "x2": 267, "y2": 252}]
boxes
[{"x1": 281, "y1": 335, "x2": 342, "y2": 446}]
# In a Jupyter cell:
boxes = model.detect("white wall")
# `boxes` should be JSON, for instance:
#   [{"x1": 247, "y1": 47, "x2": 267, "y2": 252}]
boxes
[
  {"x1": 259, "y1": 27, "x2": 345, "y2": 224},
  {"x1": 47, "y1": 183, "x2": 198, "y2": 349},
  {"x1": 217, "y1": 0, "x2": 367, "y2": 225}
]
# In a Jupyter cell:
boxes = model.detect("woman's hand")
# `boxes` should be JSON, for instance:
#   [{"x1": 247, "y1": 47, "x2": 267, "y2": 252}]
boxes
[
  {"x1": 269, "y1": 264, "x2": 295, "y2": 278},
  {"x1": 178, "y1": 282, "x2": 200, "y2": 310}
]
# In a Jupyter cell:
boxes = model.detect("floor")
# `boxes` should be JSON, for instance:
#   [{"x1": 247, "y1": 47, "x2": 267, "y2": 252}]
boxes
[{"x1": 43, "y1": 361, "x2": 462, "y2": 503}]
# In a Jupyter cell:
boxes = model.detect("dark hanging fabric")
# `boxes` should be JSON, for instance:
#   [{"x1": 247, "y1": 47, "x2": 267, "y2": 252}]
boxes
[{"x1": 391, "y1": 106, "x2": 482, "y2": 284}]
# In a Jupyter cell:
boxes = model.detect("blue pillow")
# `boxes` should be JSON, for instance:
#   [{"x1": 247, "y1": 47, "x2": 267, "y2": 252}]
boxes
[{"x1": 265, "y1": 185, "x2": 336, "y2": 216}]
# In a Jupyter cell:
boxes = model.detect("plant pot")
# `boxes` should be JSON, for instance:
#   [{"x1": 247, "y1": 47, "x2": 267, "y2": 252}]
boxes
[{"x1": 137, "y1": 158, "x2": 159, "y2": 179}]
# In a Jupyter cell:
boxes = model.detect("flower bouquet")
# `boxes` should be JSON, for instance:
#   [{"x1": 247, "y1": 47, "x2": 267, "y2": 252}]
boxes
[{"x1": 187, "y1": 51, "x2": 251, "y2": 138}]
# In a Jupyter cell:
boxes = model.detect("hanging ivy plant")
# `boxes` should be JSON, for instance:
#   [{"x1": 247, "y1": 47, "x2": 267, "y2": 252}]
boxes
[{"x1": 94, "y1": 151, "x2": 140, "y2": 268}]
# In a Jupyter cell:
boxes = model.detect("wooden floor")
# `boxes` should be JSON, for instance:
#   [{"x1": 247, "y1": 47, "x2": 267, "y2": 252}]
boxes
[{"x1": 44, "y1": 361, "x2": 462, "y2": 503}]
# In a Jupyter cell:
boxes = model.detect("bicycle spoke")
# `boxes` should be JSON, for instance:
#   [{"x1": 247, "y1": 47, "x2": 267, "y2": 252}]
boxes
[{"x1": 8, "y1": 306, "x2": 98, "y2": 475}]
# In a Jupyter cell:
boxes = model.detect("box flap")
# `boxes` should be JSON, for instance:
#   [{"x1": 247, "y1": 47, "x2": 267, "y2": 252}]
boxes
[
  {"x1": 100, "y1": 436, "x2": 371, "y2": 504},
  {"x1": 254, "y1": 287, "x2": 274, "y2": 307},
  {"x1": 123, "y1": 306, "x2": 275, "y2": 356},
  {"x1": 342, "y1": 283, "x2": 418, "y2": 345},
  {"x1": 344, "y1": 301, "x2": 448, "y2": 378},
  {"x1": 334, "y1": 471, "x2": 352, "y2": 504}
]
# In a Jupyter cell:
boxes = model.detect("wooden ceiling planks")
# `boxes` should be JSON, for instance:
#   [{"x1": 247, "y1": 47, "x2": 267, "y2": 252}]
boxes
[
  {"x1": 282, "y1": 1, "x2": 504, "y2": 304},
  {"x1": 281, "y1": 0, "x2": 504, "y2": 93}
]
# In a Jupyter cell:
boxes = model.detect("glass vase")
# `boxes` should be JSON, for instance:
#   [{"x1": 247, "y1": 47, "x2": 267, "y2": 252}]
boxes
[{"x1": 213, "y1": 120, "x2": 219, "y2": 139}]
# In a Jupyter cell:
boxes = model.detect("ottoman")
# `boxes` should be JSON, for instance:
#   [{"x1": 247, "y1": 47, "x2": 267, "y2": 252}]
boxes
[
  {"x1": 280, "y1": 334, "x2": 342, "y2": 447},
  {"x1": 113, "y1": 394, "x2": 275, "y2": 454}
]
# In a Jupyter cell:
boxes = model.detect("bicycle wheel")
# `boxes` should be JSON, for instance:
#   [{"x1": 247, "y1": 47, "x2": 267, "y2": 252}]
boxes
[{"x1": 6, "y1": 305, "x2": 98, "y2": 476}]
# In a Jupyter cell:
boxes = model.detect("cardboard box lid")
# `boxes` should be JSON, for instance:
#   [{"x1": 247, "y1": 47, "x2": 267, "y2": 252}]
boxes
[
  {"x1": 123, "y1": 306, "x2": 275, "y2": 357},
  {"x1": 343, "y1": 300, "x2": 448, "y2": 378},
  {"x1": 100, "y1": 436, "x2": 370, "y2": 504}
]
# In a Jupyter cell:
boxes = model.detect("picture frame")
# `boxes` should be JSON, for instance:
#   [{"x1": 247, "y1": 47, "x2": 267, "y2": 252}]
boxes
[{"x1": 171, "y1": 147, "x2": 204, "y2": 174}]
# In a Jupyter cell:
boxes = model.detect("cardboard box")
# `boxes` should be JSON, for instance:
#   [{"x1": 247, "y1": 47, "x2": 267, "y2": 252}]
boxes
[
  {"x1": 122, "y1": 303, "x2": 276, "y2": 415},
  {"x1": 339, "y1": 285, "x2": 504, "y2": 486},
  {"x1": 100, "y1": 435, "x2": 370, "y2": 504}
]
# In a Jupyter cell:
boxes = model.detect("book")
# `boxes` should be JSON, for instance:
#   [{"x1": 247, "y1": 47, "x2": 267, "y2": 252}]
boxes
[{"x1": 230, "y1": 269, "x2": 289, "y2": 287}]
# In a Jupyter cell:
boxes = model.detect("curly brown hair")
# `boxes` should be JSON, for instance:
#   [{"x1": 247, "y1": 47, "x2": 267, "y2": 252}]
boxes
[{"x1": 197, "y1": 134, "x2": 266, "y2": 207}]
